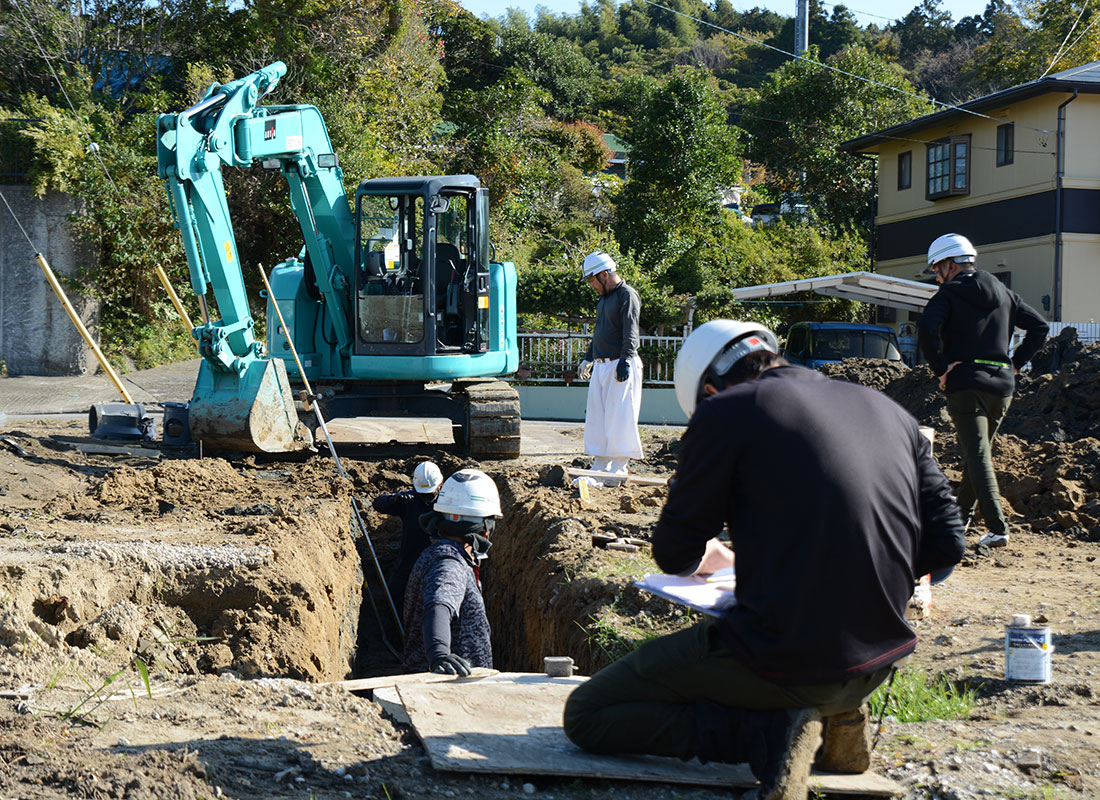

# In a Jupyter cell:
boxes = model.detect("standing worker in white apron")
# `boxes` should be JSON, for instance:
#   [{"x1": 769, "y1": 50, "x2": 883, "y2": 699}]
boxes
[{"x1": 576, "y1": 251, "x2": 643, "y2": 476}]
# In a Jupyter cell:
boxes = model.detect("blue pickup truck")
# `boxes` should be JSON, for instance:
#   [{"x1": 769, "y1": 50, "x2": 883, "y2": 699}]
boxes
[{"x1": 783, "y1": 322, "x2": 904, "y2": 370}]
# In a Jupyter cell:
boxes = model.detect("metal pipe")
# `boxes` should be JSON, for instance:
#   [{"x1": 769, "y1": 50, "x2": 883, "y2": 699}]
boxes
[
  {"x1": 179, "y1": 91, "x2": 227, "y2": 122},
  {"x1": 35, "y1": 253, "x2": 134, "y2": 404},
  {"x1": 193, "y1": 294, "x2": 208, "y2": 325},
  {"x1": 1054, "y1": 89, "x2": 1078, "y2": 322}
]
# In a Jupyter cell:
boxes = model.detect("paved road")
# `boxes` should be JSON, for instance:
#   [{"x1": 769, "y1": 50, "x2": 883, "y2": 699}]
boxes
[{"x1": 0, "y1": 359, "x2": 584, "y2": 458}]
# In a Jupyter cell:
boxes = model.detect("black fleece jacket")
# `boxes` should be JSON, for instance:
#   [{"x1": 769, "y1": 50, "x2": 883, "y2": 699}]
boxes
[
  {"x1": 917, "y1": 269, "x2": 1048, "y2": 397},
  {"x1": 652, "y1": 366, "x2": 965, "y2": 685}
]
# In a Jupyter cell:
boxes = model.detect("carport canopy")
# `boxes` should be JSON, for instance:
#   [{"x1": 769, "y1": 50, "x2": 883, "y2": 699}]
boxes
[{"x1": 729, "y1": 271, "x2": 936, "y2": 314}]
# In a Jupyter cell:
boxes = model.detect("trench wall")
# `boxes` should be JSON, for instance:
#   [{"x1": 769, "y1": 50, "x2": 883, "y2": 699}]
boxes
[{"x1": 0, "y1": 498, "x2": 362, "y2": 682}]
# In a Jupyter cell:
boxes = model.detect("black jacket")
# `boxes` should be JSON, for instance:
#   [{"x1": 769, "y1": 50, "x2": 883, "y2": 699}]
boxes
[
  {"x1": 652, "y1": 366, "x2": 965, "y2": 685},
  {"x1": 372, "y1": 489, "x2": 435, "y2": 610},
  {"x1": 917, "y1": 269, "x2": 1048, "y2": 397}
]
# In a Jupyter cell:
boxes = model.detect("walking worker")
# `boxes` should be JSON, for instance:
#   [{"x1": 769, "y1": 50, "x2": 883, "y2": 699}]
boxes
[
  {"x1": 564, "y1": 320, "x2": 966, "y2": 800},
  {"x1": 402, "y1": 469, "x2": 501, "y2": 676},
  {"x1": 576, "y1": 251, "x2": 643, "y2": 477},
  {"x1": 918, "y1": 233, "x2": 1048, "y2": 549},
  {"x1": 372, "y1": 461, "x2": 444, "y2": 614}
]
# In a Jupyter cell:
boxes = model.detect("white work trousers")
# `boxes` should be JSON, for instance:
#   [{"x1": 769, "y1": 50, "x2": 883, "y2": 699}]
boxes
[{"x1": 584, "y1": 355, "x2": 643, "y2": 467}]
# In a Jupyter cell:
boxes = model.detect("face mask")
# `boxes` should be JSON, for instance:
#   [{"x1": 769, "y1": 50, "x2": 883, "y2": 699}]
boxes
[{"x1": 468, "y1": 533, "x2": 493, "y2": 558}]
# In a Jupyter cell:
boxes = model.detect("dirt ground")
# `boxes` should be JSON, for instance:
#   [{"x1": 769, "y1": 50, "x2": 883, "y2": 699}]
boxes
[{"x1": 2, "y1": 331, "x2": 1099, "y2": 800}]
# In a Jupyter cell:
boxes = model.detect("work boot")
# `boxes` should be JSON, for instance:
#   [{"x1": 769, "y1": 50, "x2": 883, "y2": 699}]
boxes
[
  {"x1": 689, "y1": 700, "x2": 765, "y2": 769},
  {"x1": 814, "y1": 704, "x2": 872, "y2": 774},
  {"x1": 743, "y1": 708, "x2": 822, "y2": 800}
]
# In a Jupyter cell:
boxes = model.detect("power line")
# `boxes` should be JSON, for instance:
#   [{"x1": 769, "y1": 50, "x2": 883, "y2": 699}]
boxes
[
  {"x1": 1040, "y1": 0, "x2": 1090, "y2": 78},
  {"x1": 9, "y1": 0, "x2": 123, "y2": 198},
  {"x1": 643, "y1": 0, "x2": 1051, "y2": 136},
  {"x1": 730, "y1": 110, "x2": 1054, "y2": 157}
]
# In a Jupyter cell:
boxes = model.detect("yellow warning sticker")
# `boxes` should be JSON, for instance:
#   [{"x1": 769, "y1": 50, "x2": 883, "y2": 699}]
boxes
[
  {"x1": 478, "y1": 295, "x2": 489, "y2": 309},
  {"x1": 224, "y1": 240, "x2": 234, "y2": 263}
]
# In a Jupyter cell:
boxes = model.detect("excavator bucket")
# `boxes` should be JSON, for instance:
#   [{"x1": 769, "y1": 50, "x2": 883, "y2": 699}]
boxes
[{"x1": 189, "y1": 358, "x2": 313, "y2": 453}]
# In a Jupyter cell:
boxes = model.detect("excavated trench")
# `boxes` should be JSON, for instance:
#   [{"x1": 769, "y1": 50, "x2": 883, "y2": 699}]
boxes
[{"x1": 0, "y1": 438, "x2": 673, "y2": 687}]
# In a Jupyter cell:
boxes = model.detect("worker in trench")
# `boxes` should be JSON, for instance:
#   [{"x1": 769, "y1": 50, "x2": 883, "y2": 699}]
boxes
[
  {"x1": 576, "y1": 251, "x2": 643, "y2": 480},
  {"x1": 918, "y1": 233, "x2": 1049, "y2": 550},
  {"x1": 401, "y1": 469, "x2": 501, "y2": 676},
  {"x1": 372, "y1": 461, "x2": 445, "y2": 616},
  {"x1": 563, "y1": 320, "x2": 966, "y2": 800}
]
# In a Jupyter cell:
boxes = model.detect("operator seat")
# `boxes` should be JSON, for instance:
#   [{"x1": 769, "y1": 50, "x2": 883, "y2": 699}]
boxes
[{"x1": 436, "y1": 242, "x2": 464, "y2": 345}]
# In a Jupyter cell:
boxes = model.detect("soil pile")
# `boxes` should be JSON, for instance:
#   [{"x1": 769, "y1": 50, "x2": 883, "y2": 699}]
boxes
[{"x1": 819, "y1": 328, "x2": 1100, "y2": 536}]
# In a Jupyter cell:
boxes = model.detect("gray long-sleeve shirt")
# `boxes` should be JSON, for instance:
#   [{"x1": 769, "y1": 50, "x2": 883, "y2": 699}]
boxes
[{"x1": 583, "y1": 280, "x2": 641, "y2": 361}]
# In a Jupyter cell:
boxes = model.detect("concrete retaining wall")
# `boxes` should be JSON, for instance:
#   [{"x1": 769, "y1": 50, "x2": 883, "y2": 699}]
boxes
[
  {"x1": 516, "y1": 385, "x2": 687, "y2": 425},
  {"x1": 0, "y1": 186, "x2": 96, "y2": 375}
]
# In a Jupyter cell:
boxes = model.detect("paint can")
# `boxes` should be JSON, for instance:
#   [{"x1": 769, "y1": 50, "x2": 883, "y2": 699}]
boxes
[{"x1": 1004, "y1": 614, "x2": 1052, "y2": 684}]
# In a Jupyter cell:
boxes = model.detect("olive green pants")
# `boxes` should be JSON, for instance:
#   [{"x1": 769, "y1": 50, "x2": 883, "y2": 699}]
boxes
[
  {"x1": 946, "y1": 389, "x2": 1012, "y2": 536},
  {"x1": 563, "y1": 618, "x2": 891, "y2": 761}
]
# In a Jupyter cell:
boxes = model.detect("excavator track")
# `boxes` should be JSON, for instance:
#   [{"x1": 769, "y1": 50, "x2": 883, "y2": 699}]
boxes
[{"x1": 453, "y1": 379, "x2": 521, "y2": 459}]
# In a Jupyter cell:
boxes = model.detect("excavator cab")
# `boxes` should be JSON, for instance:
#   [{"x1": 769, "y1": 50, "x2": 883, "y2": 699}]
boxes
[{"x1": 353, "y1": 176, "x2": 490, "y2": 358}]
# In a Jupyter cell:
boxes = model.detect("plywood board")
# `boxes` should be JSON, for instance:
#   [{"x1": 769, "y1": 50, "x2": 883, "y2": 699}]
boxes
[
  {"x1": 566, "y1": 468, "x2": 667, "y2": 486},
  {"x1": 398, "y1": 678, "x2": 901, "y2": 796},
  {"x1": 328, "y1": 667, "x2": 498, "y2": 693}
]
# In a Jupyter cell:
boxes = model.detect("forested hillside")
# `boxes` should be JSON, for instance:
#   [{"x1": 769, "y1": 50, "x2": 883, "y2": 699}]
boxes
[{"x1": 1, "y1": 0, "x2": 1096, "y2": 363}]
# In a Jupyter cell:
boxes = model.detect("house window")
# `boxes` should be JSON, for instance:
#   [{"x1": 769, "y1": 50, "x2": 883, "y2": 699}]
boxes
[
  {"x1": 927, "y1": 135, "x2": 970, "y2": 199},
  {"x1": 897, "y1": 151, "x2": 912, "y2": 190},
  {"x1": 997, "y1": 123, "x2": 1014, "y2": 166}
]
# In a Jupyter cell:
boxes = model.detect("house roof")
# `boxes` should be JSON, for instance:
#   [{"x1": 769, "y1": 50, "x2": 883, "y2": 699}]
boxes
[
  {"x1": 601, "y1": 134, "x2": 630, "y2": 154},
  {"x1": 840, "y1": 59, "x2": 1100, "y2": 153},
  {"x1": 729, "y1": 271, "x2": 937, "y2": 313}
]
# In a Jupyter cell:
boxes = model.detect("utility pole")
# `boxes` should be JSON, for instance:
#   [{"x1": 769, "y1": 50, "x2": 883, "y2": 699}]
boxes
[{"x1": 795, "y1": 0, "x2": 809, "y2": 54}]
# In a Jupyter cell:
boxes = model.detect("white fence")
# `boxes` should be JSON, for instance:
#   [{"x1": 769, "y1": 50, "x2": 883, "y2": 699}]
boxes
[
  {"x1": 1011, "y1": 321, "x2": 1099, "y2": 352},
  {"x1": 520, "y1": 322, "x2": 1098, "y2": 385},
  {"x1": 517, "y1": 332, "x2": 683, "y2": 385}
]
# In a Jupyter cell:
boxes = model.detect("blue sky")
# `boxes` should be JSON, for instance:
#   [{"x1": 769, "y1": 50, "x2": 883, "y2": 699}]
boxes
[{"x1": 459, "y1": 0, "x2": 994, "y2": 27}]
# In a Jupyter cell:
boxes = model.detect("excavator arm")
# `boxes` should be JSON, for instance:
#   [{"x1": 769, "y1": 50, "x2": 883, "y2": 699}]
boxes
[{"x1": 156, "y1": 61, "x2": 356, "y2": 452}]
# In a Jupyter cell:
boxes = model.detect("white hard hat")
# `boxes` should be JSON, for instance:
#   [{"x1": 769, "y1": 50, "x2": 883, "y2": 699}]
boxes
[
  {"x1": 673, "y1": 320, "x2": 779, "y2": 417},
  {"x1": 434, "y1": 469, "x2": 502, "y2": 518},
  {"x1": 925, "y1": 233, "x2": 976, "y2": 273},
  {"x1": 412, "y1": 461, "x2": 443, "y2": 494},
  {"x1": 582, "y1": 251, "x2": 617, "y2": 279}
]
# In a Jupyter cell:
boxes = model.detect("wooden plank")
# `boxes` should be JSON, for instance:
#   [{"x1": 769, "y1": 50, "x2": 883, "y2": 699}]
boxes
[
  {"x1": 326, "y1": 667, "x2": 498, "y2": 693},
  {"x1": 567, "y1": 468, "x2": 668, "y2": 486},
  {"x1": 398, "y1": 679, "x2": 901, "y2": 796}
]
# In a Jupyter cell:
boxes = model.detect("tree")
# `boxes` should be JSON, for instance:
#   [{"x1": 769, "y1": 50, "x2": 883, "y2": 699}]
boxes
[
  {"x1": 612, "y1": 67, "x2": 741, "y2": 290},
  {"x1": 743, "y1": 45, "x2": 935, "y2": 235},
  {"x1": 892, "y1": 0, "x2": 956, "y2": 67}
]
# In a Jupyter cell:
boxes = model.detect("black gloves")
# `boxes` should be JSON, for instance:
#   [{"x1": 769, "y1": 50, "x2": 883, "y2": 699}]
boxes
[
  {"x1": 616, "y1": 358, "x2": 630, "y2": 382},
  {"x1": 430, "y1": 653, "x2": 472, "y2": 676}
]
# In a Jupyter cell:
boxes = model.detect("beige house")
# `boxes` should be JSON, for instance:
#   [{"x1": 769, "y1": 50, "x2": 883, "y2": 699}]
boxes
[{"x1": 840, "y1": 61, "x2": 1100, "y2": 322}]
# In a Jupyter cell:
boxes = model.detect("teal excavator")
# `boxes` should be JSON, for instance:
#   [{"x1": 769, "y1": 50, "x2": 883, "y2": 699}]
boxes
[{"x1": 156, "y1": 62, "x2": 520, "y2": 457}]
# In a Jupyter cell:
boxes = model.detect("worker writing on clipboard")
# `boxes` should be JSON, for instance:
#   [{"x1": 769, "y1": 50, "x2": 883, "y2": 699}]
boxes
[{"x1": 564, "y1": 320, "x2": 965, "y2": 800}]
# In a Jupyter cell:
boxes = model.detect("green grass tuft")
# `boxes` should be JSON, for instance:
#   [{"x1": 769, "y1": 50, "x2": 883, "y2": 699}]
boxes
[{"x1": 870, "y1": 667, "x2": 974, "y2": 723}]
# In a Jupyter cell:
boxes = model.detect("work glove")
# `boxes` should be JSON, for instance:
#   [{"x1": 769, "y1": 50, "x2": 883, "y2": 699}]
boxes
[
  {"x1": 430, "y1": 653, "x2": 472, "y2": 677},
  {"x1": 616, "y1": 358, "x2": 630, "y2": 382},
  {"x1": 577, "y1": 359, "x2": 593, "y2": 381}
]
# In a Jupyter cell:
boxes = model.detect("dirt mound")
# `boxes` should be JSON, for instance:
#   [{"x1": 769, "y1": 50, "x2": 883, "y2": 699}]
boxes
[{"x1": 815, "y1": 331, "x2": 1100, "y2": 536}]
